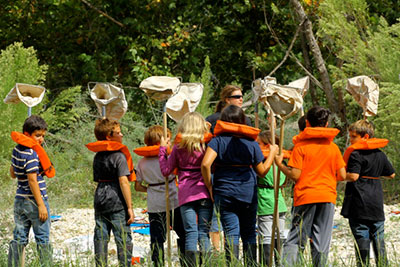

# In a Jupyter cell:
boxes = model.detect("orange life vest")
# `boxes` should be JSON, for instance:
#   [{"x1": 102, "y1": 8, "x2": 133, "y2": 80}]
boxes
[
  {"x1": 134, "y1": 145, "x2": 161, "y2": 157},
  {"x1": 343, "y1": 138, "x2": 389, "y2": 165},
  {"x1": 174, "y1": 132, "x2": 213, "y2": 144},
  {"x1": 86, "y1": 141, "x2": 136, "y2": 182},
  {"x1": 11, "y1": 131, "x2": 56, "y2": 178},
  {"x1": 214, "y1": 120, "x2": 260, "y2": 141},
  {"x1": 258, "y1": 142, "x2": 291, "y2": 158},
  {"x1": 293, "y1": 127, "x2": 340, "y2": 145}
]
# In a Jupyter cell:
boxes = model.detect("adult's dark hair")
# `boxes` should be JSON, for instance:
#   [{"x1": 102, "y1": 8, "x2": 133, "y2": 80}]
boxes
[
  {"x1": 220, "y1": 105, "x2": 245, "y2": 124},
  {"x1": 306, "y1": 106, "x2": 331, "y2": 127},
  {"x1": 215, "y1": 84, "x2": 242, "y2": 112},
  {"x1": 298, "y1": 115, "x2": 306, "y2": 131},
  {"x1": 22, "y1": 115, "x2": 48, "y2": 134}
]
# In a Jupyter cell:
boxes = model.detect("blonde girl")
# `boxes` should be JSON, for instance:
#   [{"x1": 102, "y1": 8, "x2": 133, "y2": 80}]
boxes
[{"x1": 159, "y1": 112, "x2": 212, "y2": 266}]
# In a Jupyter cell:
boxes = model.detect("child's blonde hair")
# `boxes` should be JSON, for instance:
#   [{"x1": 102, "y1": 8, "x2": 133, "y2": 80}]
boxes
[
  {"x1": 144, "y1": 125, "x2": 171, "y2": 146},
  {"x1": 348, "y1": 120, "x2": 375, "y2": 138},
  {"x1": 177, "y1": 112, "x2": 209, "y2": 153}
]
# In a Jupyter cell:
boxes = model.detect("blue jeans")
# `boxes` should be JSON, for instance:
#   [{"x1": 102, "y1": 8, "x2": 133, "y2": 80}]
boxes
[
  {"x1": 94, "y1": 209, "x2": 132, "y2": 259},
  {"x1": 349, "y1": 218, "x2": 387, "y2": 266},
  {"x1": 12, "y1": 198, "x2": 51, "y2": 245},
  {"x1": 214, "y1": 194, "x2": 257, "y2": 246},
  {"x1": 180, "y1": 198, "x2": 212, "y2": 252}
]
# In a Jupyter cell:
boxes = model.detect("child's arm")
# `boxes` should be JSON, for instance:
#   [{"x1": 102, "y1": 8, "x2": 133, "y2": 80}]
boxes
[
  {"x1": 275, "y1": 153, "x2": 301, "y2": 182},
  {"x1": 383, "y1": 173, "x2": 395, "y2": 179},
  {"x1": 201, "y1": 147, "x2": 217, "y2": 202},
  {"x1": 119, "y1": 175, "x2": 135, "y2": 224},
  {"x1": 344, "y1": 172, "x2": 359, "y2": 182},
  {"x1": 254, "y1": 144, "x2": 279, "y2": 177},
  {"x1": 27, "y1": 172, "x2": 48, "y2": 222},
  {"x1": 135, "y1": 181, "x2": 147, "y2": 192},
  {"x1": 10, "y1": 165, "x2": 16, "y2": 178},
  {"x1": 158, "y1": 137, "x2": 178, "y2": 177}
]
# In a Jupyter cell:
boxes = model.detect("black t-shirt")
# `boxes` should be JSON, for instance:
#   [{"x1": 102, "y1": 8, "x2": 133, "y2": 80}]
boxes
[
  {"x1": 206, "y1": 112, "x2": 253, "y2": 134},
  {"x1": 93, "y1": 151, "x2": 131, "y2": 215},
  {"x1": 340, "y1": 149, "x2": 395, "y2": 221}
]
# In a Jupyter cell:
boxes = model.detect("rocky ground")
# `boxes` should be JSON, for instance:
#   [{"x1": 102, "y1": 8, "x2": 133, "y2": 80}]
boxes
[{"x1": 2, "y1": 204, "x2": 400, "y2": 266}]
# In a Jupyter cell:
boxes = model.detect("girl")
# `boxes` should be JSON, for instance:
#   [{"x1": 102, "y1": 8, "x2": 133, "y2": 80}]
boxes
[
  {"x1": 201, "y1": 105, "x2": 278, "y2": 266},
  {"x1": 159, "y1": 112, "x2": 212, "y2": 266},
  {"x1": 257, "y1": 131, "x2": 288, "y2": 266}
]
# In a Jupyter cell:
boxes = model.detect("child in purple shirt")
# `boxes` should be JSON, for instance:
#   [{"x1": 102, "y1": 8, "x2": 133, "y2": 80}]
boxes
[{"x1": 159, "y1": 112, "x2": 212, "y2": 266}]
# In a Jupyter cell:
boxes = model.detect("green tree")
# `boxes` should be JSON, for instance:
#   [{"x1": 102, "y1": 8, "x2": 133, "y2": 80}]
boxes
[{"x1": 0, "y1": 42, "x2": 48, "y2": 158}]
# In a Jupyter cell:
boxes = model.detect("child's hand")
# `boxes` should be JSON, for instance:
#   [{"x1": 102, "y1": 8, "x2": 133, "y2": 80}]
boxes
[
  {"x1": 269, "y1": 144, "x2": 279, "y2": 156},
  {"x1": 160, "y1": 136, "x2": 170, "y2": 147},
  {"x1": 206, "y1": 121, "x2": 212, "y2": 130},
  {"x1": 38, "y1": 204, "x2": 48, "y2": 222},
  {"x1": 127, "y1": 208, "x2": 134, "y2": 225},
  {"x1": 275, "y1": 153, "x2": 284, "y2": 165}
]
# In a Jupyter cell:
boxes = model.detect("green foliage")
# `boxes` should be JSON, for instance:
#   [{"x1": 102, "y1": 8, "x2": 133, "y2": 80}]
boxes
[
  {"x1": 195, "y1": 56, "x2": 214, "y2": 117},
  {"x1": 373, "y1": 82, "x2": 400, "y2": 170},
  {"x1": 41, "y1": 86, "x2": 89, "y2": 132},
  {"x1": 318, "y1": 0, "x2": 400, "y2": 83},
  {"x1": 0, "y1": 42, "x2": 48, "y2": 159},
  {"x1": 316, "y1": 0, "x2": 400, "y2": 201}
]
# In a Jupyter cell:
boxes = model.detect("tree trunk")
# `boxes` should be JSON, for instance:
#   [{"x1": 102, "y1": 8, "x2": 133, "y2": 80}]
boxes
[
  {"x1": 290, "y1": 0, "x2": 345, "y2": 125},
  {"x1": 300, "y1": 28, "x2": 319, "y2": 106}
]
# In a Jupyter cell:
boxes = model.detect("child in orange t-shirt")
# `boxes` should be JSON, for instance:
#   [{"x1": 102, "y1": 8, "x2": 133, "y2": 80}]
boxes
[{"x1": 275, "y1": 106, "x2": 346, "y2": 267}]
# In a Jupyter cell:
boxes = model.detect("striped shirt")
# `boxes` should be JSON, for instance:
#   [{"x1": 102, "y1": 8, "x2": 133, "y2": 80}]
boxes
[{"x1": 11, "y1": 144, "x2": 48, "y2": 200}]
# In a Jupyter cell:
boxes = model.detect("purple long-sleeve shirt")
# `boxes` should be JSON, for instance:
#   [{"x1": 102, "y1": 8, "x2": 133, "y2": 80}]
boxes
[{"x1": 158, "y1": 145, "x2": 210, "y2": 206}]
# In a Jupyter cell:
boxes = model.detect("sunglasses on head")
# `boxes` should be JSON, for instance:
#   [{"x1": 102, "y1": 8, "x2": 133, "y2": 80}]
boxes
[{"x1": 227, "y1": 95, "x2": 243, "y2": 99}]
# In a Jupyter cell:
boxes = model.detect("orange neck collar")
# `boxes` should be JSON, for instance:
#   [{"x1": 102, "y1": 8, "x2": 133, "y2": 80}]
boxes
[
  {"x1": 214, "y1": 120, "x2": 260, "y2": 141},
  {"x1": 86, "y1": 140, "x2": 136, "y2": 181},
  {"x1": 11, "y1": 131, "x2": 56, "y2": 178},
  {"x1": 343, "y1": 138, "x2": 389, "y2": 164},
  {"x1": 133, "y1": 145, "x2": 172, "y2": 157},
  {"x1": 294, "y1": 127, "x2": 340, "y2": 144}
]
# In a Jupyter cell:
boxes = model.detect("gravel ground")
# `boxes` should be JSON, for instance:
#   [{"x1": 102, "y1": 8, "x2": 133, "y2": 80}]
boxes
[{"x1": 3, "y1": 204, "x2": 400, "y2": 266}]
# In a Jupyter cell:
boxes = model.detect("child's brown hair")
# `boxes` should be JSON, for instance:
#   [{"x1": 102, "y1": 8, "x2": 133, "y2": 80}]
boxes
[
  {"x1": 348, "y1": 120, "x2": 375, "y2": 138},
  {"x1": 144, "y1": 125, "x2": 171, "y2": 146},
  {"x1": 94, "y1": 118, "x2": 120, "y2": 141},
  {"x1": 258, "y1": 130, "x2": 280, "y2": 145}
]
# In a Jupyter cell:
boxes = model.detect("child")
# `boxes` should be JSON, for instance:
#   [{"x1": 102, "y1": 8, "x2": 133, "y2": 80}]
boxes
[
  {"x1": 256, "y1": 131, "x2": 288, "y2": 266},
  {"x1": 275, "y1": 106, "x2": 346, "y2": 267},
  {"x1": 159, "y1": 112, "x2": 212, "y2": 266},
  {"x1": 134, "y1": 125, "x2": 185, "y2": 267},
  {"x1": 8, "y1": 115, "x2": 54, "y2": 267},
  {"x1": 201, "y1": 105, "x2": 278, "y2": 267},
  {"x1": 341, "y1": 120, "x2": 395, "y2": 267},
  {"x1": 86, "y1": 118, "x2": 135, "y2": 267}
]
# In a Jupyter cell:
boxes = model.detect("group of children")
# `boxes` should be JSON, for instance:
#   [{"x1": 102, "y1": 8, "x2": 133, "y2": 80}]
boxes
[{"x1": 7, "y1": 100, "x2": 395, "y2": 267}]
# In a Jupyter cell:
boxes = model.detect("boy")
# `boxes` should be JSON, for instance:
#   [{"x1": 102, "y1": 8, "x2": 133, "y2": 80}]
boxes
[
  {"x1": 8, "y1": 115, "x2": 53, "y2": 267},
  {"x1": 134, "y1": 125, "x2": 185, "y2": 267},
  {"x1": 275, "y1": 106, "x2": 346, "y2": 267},
  {"x1": 86, "y1": 118, "x2": 135, "y2": 267},
  {"x1": 341, "y1": 120, "x2": 395, "y2": 267}
]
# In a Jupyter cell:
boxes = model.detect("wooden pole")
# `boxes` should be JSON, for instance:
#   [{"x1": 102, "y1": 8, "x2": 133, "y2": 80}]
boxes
[
  {"x1": 255, "y1": 103, "x2": 259, "y2": 128},
  {"x1": 269, "y1": 112, "x2": 279, "y2": 264},
  {"x1": 275, "y1": 120, "x2": 285, "y2": 256},
  {"x1": 163, "y1": 104, "x2": 172, "y2": 267}
]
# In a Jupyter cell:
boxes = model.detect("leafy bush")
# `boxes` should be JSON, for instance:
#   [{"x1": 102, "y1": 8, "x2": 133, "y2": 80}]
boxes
[
  {"x1": 41, "y1": 85, "x2": 89, "y2": 132},
  {"x1": 0, "y1": 42, "x2": 48, "y2": 160}
]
